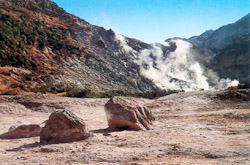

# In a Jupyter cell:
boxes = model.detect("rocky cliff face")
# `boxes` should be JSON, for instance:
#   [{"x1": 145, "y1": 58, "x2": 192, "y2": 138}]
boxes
[{"x1": 0, "y1": 0, "x2": 158, "y2": 95}]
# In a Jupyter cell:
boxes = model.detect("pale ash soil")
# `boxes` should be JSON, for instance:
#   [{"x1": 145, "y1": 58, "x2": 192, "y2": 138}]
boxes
[{"x1": 0, "y1": 90, "x2": 249, "y2": 165}]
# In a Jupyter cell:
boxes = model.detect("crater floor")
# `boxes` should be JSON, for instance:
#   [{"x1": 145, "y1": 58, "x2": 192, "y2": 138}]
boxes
[{"x1": 0, "y1": 89, "x2": 249, "y2": 164}]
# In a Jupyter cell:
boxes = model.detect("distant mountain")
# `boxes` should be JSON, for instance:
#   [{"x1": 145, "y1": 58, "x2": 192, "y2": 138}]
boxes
[
  {"x1": 189, "y1": 13, "x2": 250, "y2": 51},
  {"x1": 188, "y1": 13, "x2": 250, "y2": 84},
  {"x1": 0, "y1": 0, "x2": 158, "y2": 95}
]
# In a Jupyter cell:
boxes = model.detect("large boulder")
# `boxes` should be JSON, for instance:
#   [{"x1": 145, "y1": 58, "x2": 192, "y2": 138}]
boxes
[
  {"x1": 40, "y1": 110, "x2": 90, "y2": 144},
  {"x1": 104, "y1": 96, "x2": 155, "y2": 131},
  {"x1": 0, "y1": 122, "x2": 41, "y2": 139}
]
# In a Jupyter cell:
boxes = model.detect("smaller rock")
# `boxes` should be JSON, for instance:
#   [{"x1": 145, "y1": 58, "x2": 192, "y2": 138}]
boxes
[
  {"x1": 40, "y1": 110, "x2": 90, "y2": 144},
  {"x1": 8, "y1": 121, "x2": 30, "y2": 131},
  {"x1": 104, "y1": 96, "x2": 155, "y2": 131},
  {"x1": 0, "y1": 123, "x2": 41, "y2": 139}
]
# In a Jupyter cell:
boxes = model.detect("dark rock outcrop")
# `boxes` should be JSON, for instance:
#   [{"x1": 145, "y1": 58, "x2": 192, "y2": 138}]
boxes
[
  {"x1": 40, "y1": 110, "x2": 90, "y2": 144},
  {"x1": 104, "y1": 97, "x2": 155, "y2": 131},
  {"x1": 0, "y1": 124, "x2": 41, "y2": 139}
]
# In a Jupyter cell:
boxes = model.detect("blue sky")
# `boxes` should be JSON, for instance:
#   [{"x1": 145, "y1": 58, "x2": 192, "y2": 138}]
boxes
[{"x1": 53, "y1": 0, "x2": 250, "y2": 43}]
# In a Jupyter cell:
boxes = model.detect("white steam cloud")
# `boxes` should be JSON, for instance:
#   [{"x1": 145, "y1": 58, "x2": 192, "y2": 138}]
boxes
[
  {"x1": 135, "y1": 39, "x2": 239, "y2": 91},
  {"x1": 115, "y1": 33, "x2": 136, "y2": 53}
]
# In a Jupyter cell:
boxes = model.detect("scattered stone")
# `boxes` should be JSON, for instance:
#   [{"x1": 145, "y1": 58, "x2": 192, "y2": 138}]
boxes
[
  {"x1": 0, "y1": 123, "x2": 41, "y2": 139},
  {"x1": 104, "y1": 96, "x2": 155, "y2": 131},
  {"x1": 8, "y1": 121, "x2": 29, "y2": 131},
  {"x1": 40, "y1": 110, "x2": 90, "y2": 144}
]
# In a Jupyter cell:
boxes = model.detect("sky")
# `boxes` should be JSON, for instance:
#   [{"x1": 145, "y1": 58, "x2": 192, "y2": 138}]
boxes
[{"x1": 53, "y1": 0, "x2": 250, "y2": 43}]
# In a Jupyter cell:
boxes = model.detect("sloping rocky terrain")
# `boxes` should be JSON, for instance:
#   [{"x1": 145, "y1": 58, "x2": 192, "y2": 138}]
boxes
[
  {"x1": 0, "y1": 0, "x2": 158, "y2": 95},
  {"x1": 0, "y1": 0, "x2": 249, "y2": 95},
  {"x1": 0, "y1": 89, "x2": 249, "y2": 164}
]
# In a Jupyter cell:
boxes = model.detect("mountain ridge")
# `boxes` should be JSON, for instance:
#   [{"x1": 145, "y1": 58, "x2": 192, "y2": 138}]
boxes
[
  {"x1": 187, "y1": 13, "x2": 250, "y2": 85},
  {"x1": 0, "y1": 0, "x2": 249, "y2": 96},
  {"x1": 0, "y1": 0, "x2": 160, "y2": 95},
  {"x1": 188, "y1": 13, "x2": 250, "y2": 51}
]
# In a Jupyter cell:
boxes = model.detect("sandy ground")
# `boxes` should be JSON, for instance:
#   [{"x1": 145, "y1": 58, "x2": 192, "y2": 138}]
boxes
[{"x1": 0, "y1": 89, "x2": 249, "y2": 164}]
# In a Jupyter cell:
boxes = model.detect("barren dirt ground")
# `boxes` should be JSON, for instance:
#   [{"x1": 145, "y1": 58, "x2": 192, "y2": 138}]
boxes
[{"x1": 0, "y1": 89, "x2": 249, "y2": 165}]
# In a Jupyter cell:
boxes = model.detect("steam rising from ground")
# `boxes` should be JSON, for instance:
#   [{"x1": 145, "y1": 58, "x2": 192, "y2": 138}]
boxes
[
  {"x1": 114, "y1": 34, "x2": 239, "y2": 91},
  {"x1": 115, "y1": 33, "x2": 135, "y2": 53},
  {"x1": 135, "y1": 39, "x2": 239, "y2": 91}
]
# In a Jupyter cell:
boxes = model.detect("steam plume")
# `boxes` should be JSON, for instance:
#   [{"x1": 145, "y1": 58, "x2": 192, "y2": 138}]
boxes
[
  {"x1": 115, "y1": 33, "x2": 135, "y2": 53},
  {"x1": 135, "y1": 39, "x2": 239, "y2": 91}
]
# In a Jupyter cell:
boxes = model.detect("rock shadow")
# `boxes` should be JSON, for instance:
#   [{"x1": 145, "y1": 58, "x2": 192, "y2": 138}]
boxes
[
  {"x1": 0, "y1": 134, "x2": 40, "y2": 140},
  {"x1": 91, "y1": 127, "x2": 134, "y2": 134},
  {"x1": 6, "y1": 142, "x2": 43, "y2": 152},
  {"x1": 91, "y1": 128, "x2": 111, "y2": 134}
]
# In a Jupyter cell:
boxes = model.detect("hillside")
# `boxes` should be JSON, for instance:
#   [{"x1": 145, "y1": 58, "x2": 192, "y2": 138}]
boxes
[
  {"x1": 0, "y1": 0, "x2": 249, "y2": 96},
  {"x1": 0, "y1": 0, "x2": 158, "y2": 95},
  {"x1": 211, "y1": 33, "x2": 250, "y2": 83},
  {"x1": 188, "y1": 13, "x2": 250, "y2": 51},
  {"x1": 188, "y1": 14, "x2": 250, "y2": 85}
]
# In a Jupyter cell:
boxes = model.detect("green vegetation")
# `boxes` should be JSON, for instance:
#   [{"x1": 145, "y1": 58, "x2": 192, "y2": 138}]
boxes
[
  {"x1": 33, "y1": 84, "x2": 182, "y2": 98},
  {"x1": 0, "y1": 14, "x2": 27, "y2": 66},
  {"x1": 65, "y1": 88, "x2": 182, "y2": 99},
  {"x1": 0, "y1": 9, "x2": 66, "y2": 68},
  {"x1": 66, "y1": 88, "x2": 94, "y2": 98},
  {"x1": 38, "y1": 85, "x2": 67, "y2": 94}
]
